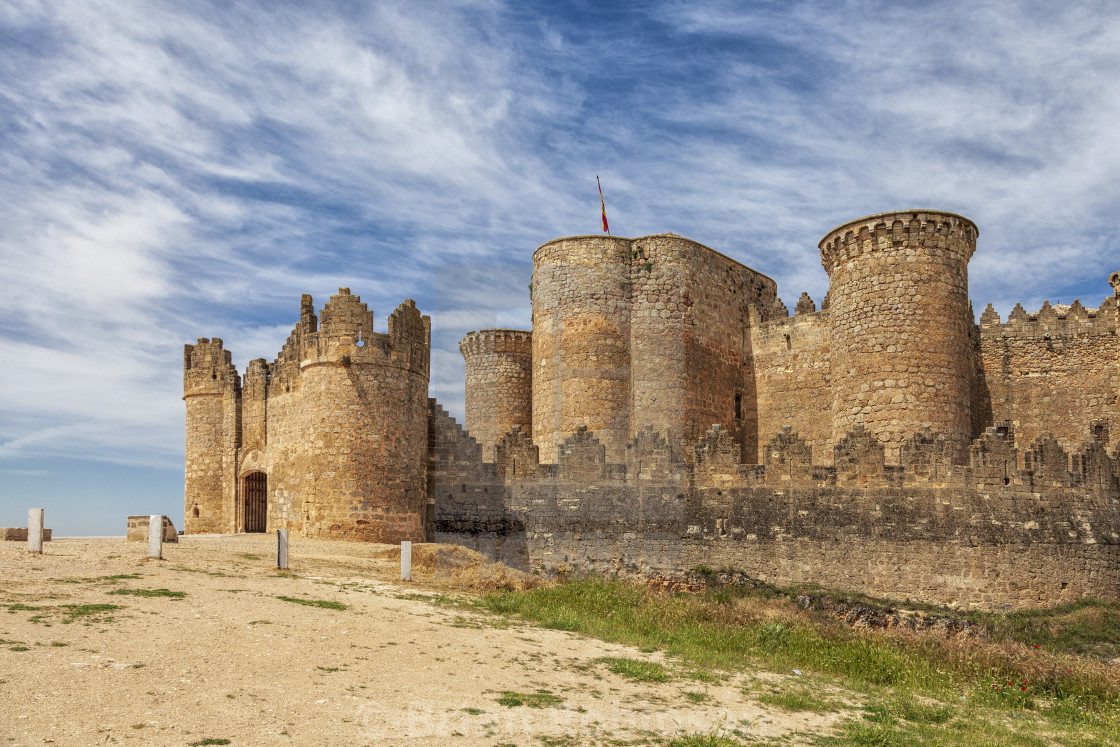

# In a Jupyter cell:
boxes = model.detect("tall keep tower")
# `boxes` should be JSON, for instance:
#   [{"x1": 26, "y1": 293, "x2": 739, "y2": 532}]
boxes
[
  {"x1": 459, "y1": 329, "x2": 533, "y2": 461},
  {"x1": 819, "y1": 210, "x2": 978, "y2": 461}
]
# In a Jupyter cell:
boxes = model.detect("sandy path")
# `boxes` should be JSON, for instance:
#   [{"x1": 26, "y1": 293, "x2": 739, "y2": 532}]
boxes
[{"x1": 0, "y1": 536, "x2": 846, "y2": 745}]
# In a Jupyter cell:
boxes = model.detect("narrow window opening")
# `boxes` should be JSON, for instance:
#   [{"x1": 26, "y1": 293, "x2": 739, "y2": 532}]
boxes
[
  {"x1": 784, "y1": 334, "x2": 791, "y2": 350},
  {"x1": 1093, "y1": 425, "x2": 1105, "y2": 442},
  {"x1": 192, "y1": 506, "x2": 199, "y2": 518},
  {"x1": 996, "y1": 426, "x2": 1009, "y2": 441},
  {"x1": 734, "y1": 394, "x2": 742, "y2": 420}
]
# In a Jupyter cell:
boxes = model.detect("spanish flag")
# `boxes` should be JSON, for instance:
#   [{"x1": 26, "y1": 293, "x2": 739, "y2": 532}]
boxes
[{"x1": 597, "y1": 175, "x2": 610, "y2": 235}]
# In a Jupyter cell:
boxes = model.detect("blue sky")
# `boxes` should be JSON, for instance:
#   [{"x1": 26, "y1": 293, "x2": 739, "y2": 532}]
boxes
[{"x1": 2, "y1": 1, "x2": 1119, "y2": 535}]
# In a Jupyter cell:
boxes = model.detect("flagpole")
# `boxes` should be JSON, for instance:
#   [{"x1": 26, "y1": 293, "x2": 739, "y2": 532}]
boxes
[{"x1": 597, "y1": 175, "x2": 610, "y2": 235}]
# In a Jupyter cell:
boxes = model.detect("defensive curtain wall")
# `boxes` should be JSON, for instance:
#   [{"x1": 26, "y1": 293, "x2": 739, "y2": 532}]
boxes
[{"x1": 430, "y1": 402, "x2": 1120, "y2": 610}]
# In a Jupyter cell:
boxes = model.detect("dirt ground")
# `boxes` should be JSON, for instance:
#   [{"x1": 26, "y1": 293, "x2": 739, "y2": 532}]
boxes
[{"x1": 0, "y1": 535, "x2": 849, "y2": 745}]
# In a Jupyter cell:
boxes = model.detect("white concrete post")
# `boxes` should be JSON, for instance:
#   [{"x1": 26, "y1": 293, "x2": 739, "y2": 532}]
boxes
[
  {"x1": 401, "y1": 540, "x2": 412, "y2": 582},
  {"x1": 148, "y1": 515, "x2": 163, "y2": 560},
  {"x1": 277, "y1": 529, "x2": 289, "y2": 570},
  {"x1": 27, "y1": 508, "x2": 44, "y2": 554}
]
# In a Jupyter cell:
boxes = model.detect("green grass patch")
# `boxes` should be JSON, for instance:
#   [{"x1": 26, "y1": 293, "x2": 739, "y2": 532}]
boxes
[
  {"x1": 756, "y1": 688, "x2": 838, "y2": 713},
  {"x1": 479, "y1": 577, "x2": 1120, "y2": 742},
  {"x1": 61, "y1": 603, "x2": 121, "y2": 623},
  {"x1": 8, "y1": 646, "x2": 30, "y2": 652},
  {"x1": 496, "y1": 689, "x2": 563, "y2": 708},
  {"x1": 683, "y1": 691, "x2": 709, "y2": 704},
  {"x1": 7, "y1": 603, "x2": 43, "y2": 612},
  {"x1": 971, "y1": 599, "x2": 1120, "y2": 659},
  {"x1": 276, "y1": 595, "x2": 346, "y2": 610},
  {"x1": 596, "y1": 656, "x2": 670, "y2": 682},
  {"x1": 189, "y1": 739, "x2": 231, "y2": 746},
  {"x1": 101, "y1": 574, "x2": 142, "y2": 581},
  {"x1": 460, "y1": 707, "x2": 485, "y2": 715},
  {"x1": 108, "y1": 588, "x2": 185, "y2": 598},
  {"x1": 667, "y1": 735, "x2": 746, "y2": 747}
]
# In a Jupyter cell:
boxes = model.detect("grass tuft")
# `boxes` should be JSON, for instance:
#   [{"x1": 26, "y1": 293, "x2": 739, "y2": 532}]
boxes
[
  {"x1": 597, "y1": 656, "x2": 670, "y2": 682},
  {"x1": 108, "y1": 588, "x2": 185, "y2": 598},
  {"x1": 496, "y1": 689, "x2": 563, "y2": 708},
  {"x1": 276, "y1": 596, "x2": 346, "y2": 610}
]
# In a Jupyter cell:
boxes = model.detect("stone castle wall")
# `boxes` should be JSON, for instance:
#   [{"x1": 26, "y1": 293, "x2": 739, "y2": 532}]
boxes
[
  {"x1": 752, "y1": 302, "x2": 833, "y2": 464},
  {"x1": 460, "y1": 330, "x2": 533, "y2": 462},
  {"x1": 977, "y1": 294, "x2": 1119, "y2": 459},
  {"x1": 184, "y1": 289, "x2": 431, "y2": 542},
  {"x1": 429, "y1": 404, "x2": 1120, "y2": 610}
]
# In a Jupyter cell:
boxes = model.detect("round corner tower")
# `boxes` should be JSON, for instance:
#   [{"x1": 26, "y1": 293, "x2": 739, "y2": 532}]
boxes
[
  {"x1": 819, "y1": 210, "x2": 978, "y2": 462},
  {"x1": 460, "y1": 329, "x2": 533, "y2": 461},
  {"x1": 532, "y1": 235, "x2": 634, "y2": 462}
]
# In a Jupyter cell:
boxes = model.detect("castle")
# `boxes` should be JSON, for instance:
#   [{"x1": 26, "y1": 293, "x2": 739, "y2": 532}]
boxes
[{"x1": 185, "y1": 209, "x2": 1120, "y2": 609}]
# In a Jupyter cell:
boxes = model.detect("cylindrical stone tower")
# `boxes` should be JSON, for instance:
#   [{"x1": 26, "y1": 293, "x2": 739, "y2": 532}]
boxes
[
  {"x1": 278, "y1": 291, "x2": 431, "y2": 542},
  {"x1": 532, "y1": 236, "x2": 632, "y2": 463},
  {"x1": 460, "y1": 329, "x2": 533, "y2": 461},
  {"x1": 182, "y1": 338, "x2": 239, "y2": 534},
  {"x1": 819, "y1": 210, "x2": 978, "y2": 462}
]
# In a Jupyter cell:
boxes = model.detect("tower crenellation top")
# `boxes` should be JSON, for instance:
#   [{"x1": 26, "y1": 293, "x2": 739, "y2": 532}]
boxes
[
  {"x1": 818, "y1": 210, "x2": 978, "y2": 275},
  {"x1": 459, "y1": 329, "x2": 533, "y2": 358}
]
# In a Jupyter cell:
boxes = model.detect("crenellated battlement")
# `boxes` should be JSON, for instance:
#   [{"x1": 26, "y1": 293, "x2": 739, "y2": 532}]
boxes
[
  {"x1": 285, "y1": 292, "x2": 430, "y2": 376},
  {"x1": 978, "y1": 292, "x2": 1119, "y2": 340},
  {"x1": 183, "y1": 337, "x2": 240, "y2": 398},
  {"x1": 818, "y1": 209, "x2": 978, "y2": 274},
  {"x1": 751, "y1": 305, "x2": 831, "y2": 352},
  {"x1": 459, "y1": 329, "x2": 532, "y2": 358},
  {"x1": 431, "y1": 412, "x2": 1119, "y2": 494}
]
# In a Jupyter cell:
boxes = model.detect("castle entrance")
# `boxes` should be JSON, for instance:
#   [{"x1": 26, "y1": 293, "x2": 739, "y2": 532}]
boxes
[{"x1": 242, "y1": 472, "x2": 267, "y2": 533}]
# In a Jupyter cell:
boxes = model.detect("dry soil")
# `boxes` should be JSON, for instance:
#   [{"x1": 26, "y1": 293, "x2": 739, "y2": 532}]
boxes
[{"x1": 0, "y1": 535, "x2": 850, "y2": 745}]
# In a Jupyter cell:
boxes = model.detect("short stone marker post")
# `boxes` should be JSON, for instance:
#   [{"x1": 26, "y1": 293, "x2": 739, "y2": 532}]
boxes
[
  {"x1": 401, "y1": 540, "x2": 412, "y2": 582},
  {"x1": 277, "y1": 529, "x2": 289, "y2": 570},
  {"x1": 148, "y1": 515, "x2": 163, "y2": 560},
  {"x1": 27, "y1": 508, "x2": 44, "y2": 554}
]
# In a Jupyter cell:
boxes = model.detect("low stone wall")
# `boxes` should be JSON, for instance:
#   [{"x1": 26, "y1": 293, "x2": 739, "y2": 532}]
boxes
[
  {"x1": 429, "y1": 401, "x2": 1120, "y2": 610},
  {"x1": 1, "y1": 528, "x2": 52, "y2": 542},
  {"x1": 126, "y1": 516, "x2": 179, "y2": 543}
]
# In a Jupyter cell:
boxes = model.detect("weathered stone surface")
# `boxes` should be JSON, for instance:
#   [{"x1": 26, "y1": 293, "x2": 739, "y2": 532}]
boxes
[
  {"x1": 820, "y1": 211, "x2": 978, "y2": 463},
  {"x1": 126, "y1": 515, "x2": 178, "y2": 543},
  {"x1": 1, "y1": 528, "x2": 51, "y2": 542},
  {"x1": 184, "y1": 290, "x2": 431, "y2": 543},
  {"x1": 430, "y1": 415, "x2": 1120, "y2": 610},
  {"x1": 460, "y1": 330, "x2": 532, "y2": 462}
]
